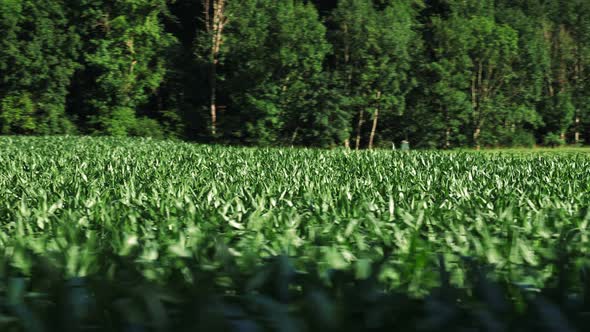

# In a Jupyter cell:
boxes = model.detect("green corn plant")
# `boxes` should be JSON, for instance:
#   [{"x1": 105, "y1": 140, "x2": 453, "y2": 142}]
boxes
[{"x1": 0, "y1": 136, "x2": 589, "y2": 330}]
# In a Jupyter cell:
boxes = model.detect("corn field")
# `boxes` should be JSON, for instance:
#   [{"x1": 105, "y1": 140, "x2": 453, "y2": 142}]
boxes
[{"x1": 1, "y1": 136, "x2": 590, "y2": 331}]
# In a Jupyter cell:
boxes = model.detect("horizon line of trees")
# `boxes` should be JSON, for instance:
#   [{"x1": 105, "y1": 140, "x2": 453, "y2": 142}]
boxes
[{"x1": 1, "y1": 0, "x2": 589, "y2": 149}]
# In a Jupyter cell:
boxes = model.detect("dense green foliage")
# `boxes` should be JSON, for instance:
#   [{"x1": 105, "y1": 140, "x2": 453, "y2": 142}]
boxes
[
  {"x1": 0, "y1": 0, "x2": 79, "y2": 134},
  {"x1": 1, "y1": 0, "x2": 590, "y2": 148},
  {"x1": 0, "y1": 137, "x2": 590, "y2": 330}
]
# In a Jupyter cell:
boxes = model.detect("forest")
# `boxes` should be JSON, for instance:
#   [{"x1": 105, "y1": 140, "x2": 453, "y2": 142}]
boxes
[{"x1": 1, "y1": 0, "x2": 589, "y2": 149}]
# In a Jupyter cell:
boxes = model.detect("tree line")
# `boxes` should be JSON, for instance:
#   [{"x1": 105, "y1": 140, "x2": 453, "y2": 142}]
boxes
[{"x1": 1, "y1": 0, "x2": 589, "y2": 149}]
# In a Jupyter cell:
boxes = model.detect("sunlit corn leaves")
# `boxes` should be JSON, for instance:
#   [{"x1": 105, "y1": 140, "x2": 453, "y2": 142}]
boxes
[{"x1": 0, "y1": 136, "x2": 590, "y2": 331}]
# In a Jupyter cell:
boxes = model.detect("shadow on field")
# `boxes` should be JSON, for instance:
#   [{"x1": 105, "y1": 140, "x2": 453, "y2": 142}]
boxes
[{"x1": 0, "y1": 248, "x2": 589, "y2": 332}]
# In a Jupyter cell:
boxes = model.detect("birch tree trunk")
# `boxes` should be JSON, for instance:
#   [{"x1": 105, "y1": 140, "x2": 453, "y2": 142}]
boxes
[
  {"x1": 368, "y1": 109, "x2": 379, "y2": 150},
  {"x1": 574, "y1": 45, "x2": 582, "y2": 144},
  {"x1": 368, "y1": 91, "x2": 381, "y2": 150},
  {"x1": 444, "y1": 107, "x2": 450, "y2": 149},
  {"x1": 471, "y1": 65, "x2": 481, "y2": 150},
  {"x1": 575, "y1": 114, "x2": 580, "y2": 144},
  {"x1": 204, "y1": 0, "x2": 226, "y2": 137},
  {"x1": 355, "y1": 110, "x2": 364, "y2": 150}
]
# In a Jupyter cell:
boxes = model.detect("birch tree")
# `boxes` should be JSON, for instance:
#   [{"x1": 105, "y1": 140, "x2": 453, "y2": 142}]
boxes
[
  {"x1": 331, "y1": 0, "x2": 417, "y2": 149},
  {"x1": 202, "y1": 0, "x2": 227, "y2": 137}
]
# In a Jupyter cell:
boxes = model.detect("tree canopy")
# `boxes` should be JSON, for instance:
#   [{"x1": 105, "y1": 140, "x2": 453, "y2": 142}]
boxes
[{"x1": 1, "y1": 0, "x2": 589, "y2": 148}]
